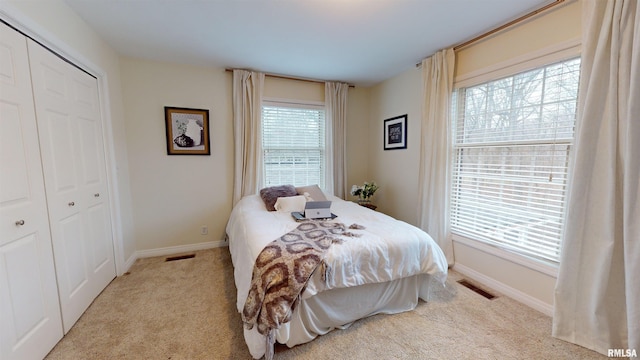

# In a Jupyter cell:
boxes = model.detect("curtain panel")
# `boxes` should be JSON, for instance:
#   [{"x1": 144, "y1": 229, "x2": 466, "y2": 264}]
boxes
[
  {"x1": 417, "y1": 48, "x2": 455, "y2": 264},
  {"x1": 232, "y1": 70, "x2": 265, "y2": 205},
  {"x1": 553, "y1": 0, "x2": 639, "y2": 354},
  {"x1": 325, "y1": 82, "x2": 349, "y2": 198}
]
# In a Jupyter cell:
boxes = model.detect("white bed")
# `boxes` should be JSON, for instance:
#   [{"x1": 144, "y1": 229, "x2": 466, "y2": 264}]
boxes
[{"x1": 226, "y1": 193, "x2": 448, "y2": 359}]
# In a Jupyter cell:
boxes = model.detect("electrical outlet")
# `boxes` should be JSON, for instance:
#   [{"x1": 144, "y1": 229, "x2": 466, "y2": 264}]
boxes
[{"x1": 200, "y1": 226, "x2": 208, "y2": 235}]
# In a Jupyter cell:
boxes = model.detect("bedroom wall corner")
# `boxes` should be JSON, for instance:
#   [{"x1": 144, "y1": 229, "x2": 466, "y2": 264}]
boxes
[
  {"x1": 345, "y1": 86, "x2": 372, "y2": 199},
  {"x1": 367, "y1": 67, "x2": 422, "y2": 226}
]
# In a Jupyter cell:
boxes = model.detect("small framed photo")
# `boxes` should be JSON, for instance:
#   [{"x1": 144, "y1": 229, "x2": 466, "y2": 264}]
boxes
[
  {"x1": 164, "y1": 107, "x2": 210, "y2": 155},
  {"x1": 383, "y1": 114, "x2": 407, "y2": 150}
]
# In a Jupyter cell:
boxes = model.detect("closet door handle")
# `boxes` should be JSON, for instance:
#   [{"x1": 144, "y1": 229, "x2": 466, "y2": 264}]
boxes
[
  {"x1": 68, "y1": 201, "x2": 75, "y2": 207},
  {"x1": 94, "y1": 193, "x2": 100, "y2": 197},
  {"x1": 15, "y1": 219, "x2": 25, "y2": 226}
]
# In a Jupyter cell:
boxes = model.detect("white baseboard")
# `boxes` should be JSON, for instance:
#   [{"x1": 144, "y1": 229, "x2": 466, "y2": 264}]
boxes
[
  {"x1": 452, "y1": 263, "x2": 554, "y2": 316},
  {"x1": 135, "y1": 239, "x2": 228, "y2": 259},
  {"x1": 121, "y1": 253, "x2": 138, "y2": 275}
]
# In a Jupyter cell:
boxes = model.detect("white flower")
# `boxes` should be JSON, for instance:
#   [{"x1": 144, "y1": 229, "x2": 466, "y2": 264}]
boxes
[{"x1": 351, "y1": 181, "x2": 378, "y2": 200}]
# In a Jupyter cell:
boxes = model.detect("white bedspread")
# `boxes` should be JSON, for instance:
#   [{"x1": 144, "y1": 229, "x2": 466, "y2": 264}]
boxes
[{"x1": 226, "y1": 194, "x2": 448, "y2": 314}]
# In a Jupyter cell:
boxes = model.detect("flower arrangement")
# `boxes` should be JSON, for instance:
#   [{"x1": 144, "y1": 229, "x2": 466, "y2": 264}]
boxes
[{"x1": 350, "y1": 181, "x2": 379, "y2": 202}]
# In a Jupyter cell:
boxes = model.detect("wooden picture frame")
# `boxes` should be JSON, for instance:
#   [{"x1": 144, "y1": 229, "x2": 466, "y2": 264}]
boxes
[
  {"x1": 164, "y1": 107, "x2": 210, "y2": 155},
  {"x1": 383, "y1": 114, "x2": 407, "y2": 150}
]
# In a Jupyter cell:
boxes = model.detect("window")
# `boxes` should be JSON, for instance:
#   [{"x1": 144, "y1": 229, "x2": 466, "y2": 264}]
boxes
[
  {"x1": 262, "y1": 101, "x2": 326, "y2": 188},
  {"x1": 451, "y1": 58, "x2": 581, "y2": 263}
]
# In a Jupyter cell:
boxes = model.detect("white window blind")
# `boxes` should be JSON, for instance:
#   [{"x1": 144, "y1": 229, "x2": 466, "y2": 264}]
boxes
[
  {"x1": 262, "y1": 102, "x2": 325, "y2": 188},
  {"x1": 451, "y1": 57, "x2": 581, "y2": 262}
]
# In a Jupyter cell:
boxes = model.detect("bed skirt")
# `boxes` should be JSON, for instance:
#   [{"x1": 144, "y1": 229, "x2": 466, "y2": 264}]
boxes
[{"x1": 243, "y1": 273, "x2": 437, "y2": 359}]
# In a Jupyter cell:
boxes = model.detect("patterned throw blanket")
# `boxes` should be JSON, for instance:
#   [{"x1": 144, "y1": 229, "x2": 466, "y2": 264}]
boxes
[{"x1": 242, "y1": 221, "x2": 362, "y2": 360}]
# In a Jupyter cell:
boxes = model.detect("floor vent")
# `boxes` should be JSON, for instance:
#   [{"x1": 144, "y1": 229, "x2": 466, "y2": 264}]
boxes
[
  {"x1": 457, "y1": 279, "x2": 496, "y2": 300},
  {"x1": 165, "y1": 254, "x2": 196, "y2": 262}
]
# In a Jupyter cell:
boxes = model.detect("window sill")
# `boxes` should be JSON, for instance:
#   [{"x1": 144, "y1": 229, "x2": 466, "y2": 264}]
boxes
[{"x1": 452, "y1": 233, "x2": 559, "y2": 278}]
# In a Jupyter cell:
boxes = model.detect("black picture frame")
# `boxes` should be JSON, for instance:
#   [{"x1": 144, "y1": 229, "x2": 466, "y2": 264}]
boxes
[
  {"x1": 164, "y1": 106, "x2": 210, "y2": 155},
  {"x1": 383, "y1": 114, "x2": 407, "y2": 150}
]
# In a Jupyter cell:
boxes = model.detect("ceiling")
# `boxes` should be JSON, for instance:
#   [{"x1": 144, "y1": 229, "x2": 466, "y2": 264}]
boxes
[{"x1": 63, "y1": 0, "x2": 553, "y2": 87}]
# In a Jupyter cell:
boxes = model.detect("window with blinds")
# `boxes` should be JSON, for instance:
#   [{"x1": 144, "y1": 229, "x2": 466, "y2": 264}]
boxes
[
  {"x1": 451, "y1": 57, "x2": 581, "y2": 262},
  {"x1": 262, "y1": 102, "x2": 326, "y2": 188}
]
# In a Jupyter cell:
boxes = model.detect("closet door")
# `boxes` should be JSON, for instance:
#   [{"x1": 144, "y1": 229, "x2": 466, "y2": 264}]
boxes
[
  {"x1": 27, "y1": 39, "x2": 116, "y2": 333},
  {"x1": 0, "y1": 24, "x2": 63, "y2": 360}
]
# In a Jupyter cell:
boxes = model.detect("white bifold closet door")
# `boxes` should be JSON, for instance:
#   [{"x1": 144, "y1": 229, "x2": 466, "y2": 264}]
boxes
[
  {"x1": 27, "y1": 39, "x2": 116, "y2": 332},
  {"x1": 0, "y1": 25, "x2": 63, "y2": 360}
]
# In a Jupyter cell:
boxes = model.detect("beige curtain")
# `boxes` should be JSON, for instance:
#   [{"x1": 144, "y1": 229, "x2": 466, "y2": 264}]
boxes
[
  {"x1": 232, "y1": 70, "x2": 265, "y2": 205},
  {"x1": 553, "y1": 0, "x2": 639, "y2": 354},
  {"x1": 417, "y1": 48, "x2": 455, "y2": 264},
  {"x1": 325, "y1": 82, "x2": 349, "y2": 198}
]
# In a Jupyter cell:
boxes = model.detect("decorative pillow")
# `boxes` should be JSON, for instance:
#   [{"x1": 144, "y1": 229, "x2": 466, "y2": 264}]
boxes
[
  {"x1": 274, "y1": 195, "x2": 307, "y2": 213},
  {"x1": 295, "y1": 184, "x2": 327, "y2": 202},
  {"x1": 259, "y1": 185, "x2": 298, "y2": 211},
  {"x1": 300, "y1": 192, "x2": 314, "y2": 201}
]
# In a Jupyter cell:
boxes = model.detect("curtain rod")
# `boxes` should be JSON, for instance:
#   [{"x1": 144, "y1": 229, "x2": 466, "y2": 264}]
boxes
[
  {"x1": 453, "y1": 0, "x2": 566, "y2": 51},
  {"x1": 416, "y1": 0, "x2": 566, "y2": 67},
  {"x1": 224, "y1": 68, "x2": 355, "y2": 88}
]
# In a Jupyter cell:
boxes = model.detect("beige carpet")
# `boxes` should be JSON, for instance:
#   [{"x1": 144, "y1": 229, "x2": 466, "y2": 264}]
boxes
[{"x1": 45, "y1": 248, "x2": 604, "y2": 360}]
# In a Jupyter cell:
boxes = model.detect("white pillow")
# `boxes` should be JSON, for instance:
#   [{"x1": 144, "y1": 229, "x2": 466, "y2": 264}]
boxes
[
  {"x1": 295, "y1": 184, "x2": 327, "y2": 201},
  {"x1": 274, "y1": 195, "x2": 307, "y2": 213}
]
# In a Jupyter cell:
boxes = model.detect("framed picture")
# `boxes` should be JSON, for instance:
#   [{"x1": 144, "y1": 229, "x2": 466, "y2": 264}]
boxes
[
  {"x1": 164, "y1": 107, "x2": 210, "y2": 155},
  {"x1": 383, "y1": 114, "x2": 407, "y2": 150}
]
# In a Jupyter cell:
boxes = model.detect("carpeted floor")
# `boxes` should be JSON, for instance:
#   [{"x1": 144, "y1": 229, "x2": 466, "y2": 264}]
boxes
[{"x1": 45, "y1": 247, "x2": 605, "y2": 359}]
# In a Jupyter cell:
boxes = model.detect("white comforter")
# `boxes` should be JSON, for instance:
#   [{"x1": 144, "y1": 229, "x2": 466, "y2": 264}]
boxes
[{"x1": 226, "y1": 194, "x2": 448, "y2": 314}]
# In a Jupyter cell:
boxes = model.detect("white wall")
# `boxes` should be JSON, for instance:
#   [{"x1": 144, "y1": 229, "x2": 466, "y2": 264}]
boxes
[
  {"x1": 120, "y1": 59, "x2": 233, "y2": 253},
  {"x1": 367, "y1": 68, "x2": 422, "y2": 224},
  {"x1": 345, "y1": 86, "x2": 371, "y2": 193},
  {"x1": 0, "y1": 0, "x2": 137, "y2": 271},
  {"x1": 366, "y1": 0, "x2": 582, "y2": 314},
  {"x1": 264, "y1": 76, "x2": 324, "y2": 101}
]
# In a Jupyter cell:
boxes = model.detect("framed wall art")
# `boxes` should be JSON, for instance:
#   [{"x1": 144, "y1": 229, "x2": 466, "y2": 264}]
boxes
[
  {"x1": 164, "y1": 106, "x2": 210, "y2": 155},
  {"x1": 383, "y1": 114, "x2": 407, "y2": 150}
]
